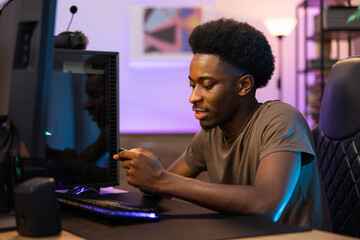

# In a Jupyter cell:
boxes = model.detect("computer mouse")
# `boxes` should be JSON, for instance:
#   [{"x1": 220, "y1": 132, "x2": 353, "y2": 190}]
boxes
[{"x1": 66, "y1": 185, "x2": 100, "y2": 197}]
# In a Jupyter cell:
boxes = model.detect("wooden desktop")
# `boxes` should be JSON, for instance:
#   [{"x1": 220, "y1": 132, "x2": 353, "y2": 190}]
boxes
[{"x1": 0, "y1": 221, "x2": 357, "y2": 240}]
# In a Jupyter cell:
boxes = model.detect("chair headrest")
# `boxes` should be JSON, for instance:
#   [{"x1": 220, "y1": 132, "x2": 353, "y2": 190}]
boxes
[{"x1": 319, "y1": 56, "x2": 360, "y2": 140}]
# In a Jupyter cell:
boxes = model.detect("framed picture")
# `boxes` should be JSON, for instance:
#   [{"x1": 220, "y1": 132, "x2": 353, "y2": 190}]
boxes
[{"x1": 129, "y1": 0, "x2": 215, "y2": 62}]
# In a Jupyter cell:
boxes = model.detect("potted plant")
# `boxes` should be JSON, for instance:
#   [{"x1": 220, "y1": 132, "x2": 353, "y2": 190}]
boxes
[{"x1": 347, "y1": 5, "x2": 360, "y2": 23}]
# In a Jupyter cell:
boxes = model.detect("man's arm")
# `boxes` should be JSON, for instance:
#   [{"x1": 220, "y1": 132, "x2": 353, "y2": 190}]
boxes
[
  {"x1": 114, "y1": 149, "x2": 301, "y2": 221},
  {"x1": 166, "y1": 152, "x2": 200, "y2": 178}
]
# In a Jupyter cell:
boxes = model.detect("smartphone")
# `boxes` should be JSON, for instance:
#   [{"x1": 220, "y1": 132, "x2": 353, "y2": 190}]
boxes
[{"x1": 117, "y1": 148, "x2": 130, "y2": 160}]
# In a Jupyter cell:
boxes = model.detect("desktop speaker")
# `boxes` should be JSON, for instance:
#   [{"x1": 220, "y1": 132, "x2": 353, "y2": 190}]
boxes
[
  {"x1": 54, "y1": 30, "x2": 88, "y2": 49},
  {"x1": 13, "y1": 177, "x2": 61, "y2": 237}
]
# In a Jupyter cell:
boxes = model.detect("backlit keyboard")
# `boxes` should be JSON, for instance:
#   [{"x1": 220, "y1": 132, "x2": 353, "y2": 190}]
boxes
[{"x1": 56, "y1": 192, "x2": 159, "y2": 220}]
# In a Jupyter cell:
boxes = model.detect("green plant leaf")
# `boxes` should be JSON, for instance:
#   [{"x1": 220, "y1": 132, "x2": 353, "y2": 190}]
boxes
[
  {"x1": 347, "y1": 6, "x2": 360, "y2": 23},
  {"x1": 347, "y1": 14, "x2": 357, "y2": 23}
]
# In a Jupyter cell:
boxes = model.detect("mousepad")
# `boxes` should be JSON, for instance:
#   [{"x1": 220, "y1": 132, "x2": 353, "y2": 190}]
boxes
[{"x1": 60, "y1": 192, "x2": 311, "y2": 240}]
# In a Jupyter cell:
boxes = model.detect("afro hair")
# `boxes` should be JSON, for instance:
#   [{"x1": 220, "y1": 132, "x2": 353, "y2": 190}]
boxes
[{"x1": 188, "y1": 18, "x2": 275, "y2": 89}]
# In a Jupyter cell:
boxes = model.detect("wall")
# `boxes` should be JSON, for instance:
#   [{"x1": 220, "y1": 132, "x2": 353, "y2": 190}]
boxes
[{"x1": 54, "y1": 0, "x2": 302, "y2": 133}]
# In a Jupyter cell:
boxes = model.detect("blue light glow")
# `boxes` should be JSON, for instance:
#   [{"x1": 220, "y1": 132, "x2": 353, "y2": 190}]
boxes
[
  {"x1": 57, "y1": 197, "x2": 158, "y2": 219},
  {"x1": 273, "y1": 203, "x2": 286, "y2": 222},
  {"x1": 272, "y1": 153, "x2": 302, "y2": 222},
  {"x1": 74, "y1": 187, "x2": 87, "y2": 195},
  {"x1": 45, "y1": 131, "x2": 52, "y2": 136}
]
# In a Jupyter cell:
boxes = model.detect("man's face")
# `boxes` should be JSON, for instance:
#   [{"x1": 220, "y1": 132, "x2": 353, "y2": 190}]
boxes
[
  {"x1": 84, "y1": 74, "x2": 106, "y2": 128},
  {"x1": 189, "y1": 54, "x2": 240, "y2": 131}
]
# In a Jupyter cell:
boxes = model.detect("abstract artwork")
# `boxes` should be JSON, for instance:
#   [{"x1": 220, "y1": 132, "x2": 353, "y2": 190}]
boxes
[{"x1": 143, "y1": 8, "x2": 201, "y2": 54}]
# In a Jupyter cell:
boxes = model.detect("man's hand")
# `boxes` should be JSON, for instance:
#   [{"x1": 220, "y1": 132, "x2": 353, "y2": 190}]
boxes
[
  {"x1": 113, "y1": 147, "x2": 166, "y2": 193},
  {"x1": 114, "y1": 149, "x2": 301, "y2": 221}
]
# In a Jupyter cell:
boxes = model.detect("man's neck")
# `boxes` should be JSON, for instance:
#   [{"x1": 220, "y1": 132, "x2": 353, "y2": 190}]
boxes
[{"x1": 221, "y1": 99, "x2": 259, "y2": 140}]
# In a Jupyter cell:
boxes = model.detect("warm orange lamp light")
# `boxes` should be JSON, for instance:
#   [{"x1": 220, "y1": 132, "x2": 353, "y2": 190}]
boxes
[{"x1": 264, "y1": 17, "x2": 297, "y2": 100}]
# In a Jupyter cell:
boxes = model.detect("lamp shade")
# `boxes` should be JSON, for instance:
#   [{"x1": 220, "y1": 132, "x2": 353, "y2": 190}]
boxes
[{"x1": 263, "y1": 17, "x2": 297, "y2": 37}]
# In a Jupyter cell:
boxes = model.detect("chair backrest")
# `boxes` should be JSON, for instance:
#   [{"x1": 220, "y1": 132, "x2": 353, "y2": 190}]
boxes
[{"x1": 312, "y1": 56, "x2": 360, "y2": 237}]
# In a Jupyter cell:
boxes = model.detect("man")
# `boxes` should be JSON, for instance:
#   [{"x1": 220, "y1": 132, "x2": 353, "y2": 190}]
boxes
[{"x1": 114, "y1": 18, "x2": 332, "y2": 230}]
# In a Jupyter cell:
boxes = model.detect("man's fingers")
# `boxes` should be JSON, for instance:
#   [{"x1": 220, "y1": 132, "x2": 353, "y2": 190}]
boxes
[
  {"x1": 113, "y1": 149, "x2": 133, "y2": 161},
  {"x1": 122, "y1": 159, "x2": 131, "y2": 169},
  {"x1": 113, "y1": 154, "x2": 130, "y2": 161}
]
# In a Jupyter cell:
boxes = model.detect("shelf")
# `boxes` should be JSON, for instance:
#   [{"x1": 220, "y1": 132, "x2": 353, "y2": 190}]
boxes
[
  {"x1": 313, "y1": 7, "x2": 360, "y2": 39},
  {"x1": 307, "y1": 58, "x2": 338, "y2": 71},
  {"x1": 314, "y1": 30, "x2": 360, "y2": 40},
  {"x1": 306, "y1": 59, "x2": 338, "y2": 71},
  {"x1": 298, "y1": 0, "x2": 352, "y2": 8},
  {"x1": 295, "y1": 0, "x2": 357, "y2": 125}
]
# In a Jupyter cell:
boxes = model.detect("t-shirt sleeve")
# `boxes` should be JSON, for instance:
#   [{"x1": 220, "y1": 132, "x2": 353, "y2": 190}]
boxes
[
  {"x1": 259, "y1": 103, "x2": 315, "y2": 166},
  {"x1": 183, "y1": 130, "x2": 208, "y2": 172}
]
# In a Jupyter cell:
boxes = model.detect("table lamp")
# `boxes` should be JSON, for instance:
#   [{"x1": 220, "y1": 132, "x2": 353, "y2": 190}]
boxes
[{"x1": 264, "y1": 17, "x2": 297, "y2": 100}]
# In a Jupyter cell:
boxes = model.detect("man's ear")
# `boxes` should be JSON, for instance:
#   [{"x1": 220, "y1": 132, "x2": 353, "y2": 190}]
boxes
[{"x1": 238, "y1": 74, "x2": 254, "y2": 96}]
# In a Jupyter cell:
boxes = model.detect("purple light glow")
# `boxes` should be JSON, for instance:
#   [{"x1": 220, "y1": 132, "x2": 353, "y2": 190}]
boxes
[
  {"x1": 57, "y1": 198, "x2": 158, "y2": 219},
  {"x1": 54, "y1": 1, "x2": 315, "y2": 133},
  {"x1": 119, "y1": 64, "x2": 201, "y2": 134}
]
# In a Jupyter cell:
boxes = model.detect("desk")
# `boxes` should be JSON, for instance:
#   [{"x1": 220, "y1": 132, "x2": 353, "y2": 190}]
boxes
[
  {"x1": 0, "y1": 192, "x2": 357, "y2": 240},
  {"x1": 0, "y1": 228, "x2": 357, "y2": 240}
]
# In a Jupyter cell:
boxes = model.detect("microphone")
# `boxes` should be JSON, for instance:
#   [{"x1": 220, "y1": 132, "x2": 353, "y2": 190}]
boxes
[
  {"x1": 67, "y1": 5, "x2": 78, "y2": 31},
  {"x1": 70, "y1": 5, "x2": 77, "y2": 14}
]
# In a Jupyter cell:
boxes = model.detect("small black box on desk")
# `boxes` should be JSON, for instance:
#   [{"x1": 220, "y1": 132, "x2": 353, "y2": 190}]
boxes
[{"x1": 13, "y1": 177, "x2": 61, "y2": 237}]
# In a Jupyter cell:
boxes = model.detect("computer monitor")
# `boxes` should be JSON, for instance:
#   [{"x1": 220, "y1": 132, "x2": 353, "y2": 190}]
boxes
[
  {"x1": 0, "y1": 0, "x2": 119, "y2": 191},
  {"x1": 0, "y1": 0, "x2": 56, "y2": 157},
  {"x1": 15, "y1": 49, "x2": 120, "y2": 189},
  {"x1": 0, "y1": 0, "x2": 56, "y2": 211}
]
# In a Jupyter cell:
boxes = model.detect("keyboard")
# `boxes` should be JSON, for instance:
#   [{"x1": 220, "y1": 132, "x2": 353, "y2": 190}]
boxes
[{"x1": 56, "y1": 192, "x2": 159, "y2": 220}]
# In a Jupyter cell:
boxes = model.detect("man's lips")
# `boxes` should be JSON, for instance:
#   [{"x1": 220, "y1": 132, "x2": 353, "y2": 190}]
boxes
[
  {"x1": 88, "y1": 111, "x2": 98, "y2": 121},
  {"x1": 193, "y1": 108, "x2": 208, "y2": 120}
]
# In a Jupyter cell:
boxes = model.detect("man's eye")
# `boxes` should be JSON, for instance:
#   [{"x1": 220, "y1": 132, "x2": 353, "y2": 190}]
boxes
[{"x1": 202, "y1": 85, "x2": 212, "y2": 90}]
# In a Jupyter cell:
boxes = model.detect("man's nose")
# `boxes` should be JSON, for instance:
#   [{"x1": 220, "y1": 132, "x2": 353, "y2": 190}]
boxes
[
  {"x1": 84, "y1": 100, "x2": 91, "y2": 110},
  {"x1": 189, "y1": 85, "x2": 203, "y2": 104}
]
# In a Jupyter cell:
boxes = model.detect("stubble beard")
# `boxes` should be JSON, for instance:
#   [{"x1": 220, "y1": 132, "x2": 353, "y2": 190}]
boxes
[{"x1": 200, "y1": 121, "x2": 218, "y2": 132}]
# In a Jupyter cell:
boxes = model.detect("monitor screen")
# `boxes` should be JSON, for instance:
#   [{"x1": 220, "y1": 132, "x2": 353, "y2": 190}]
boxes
[
  {"x1": 3, "y1": 0, "x2": 56, "y2": 158},
  {"x1": 15, "y1": 49, "x2": 119, "y2": 189},
  {"x1": 0, "y1": 0, "x2": 119, "y2": 191}
]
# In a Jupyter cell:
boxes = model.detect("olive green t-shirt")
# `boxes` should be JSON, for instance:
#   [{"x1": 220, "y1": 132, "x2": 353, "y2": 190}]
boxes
[{"x1": 183, "y1": 101, "x2": 332, "y2": 230}]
